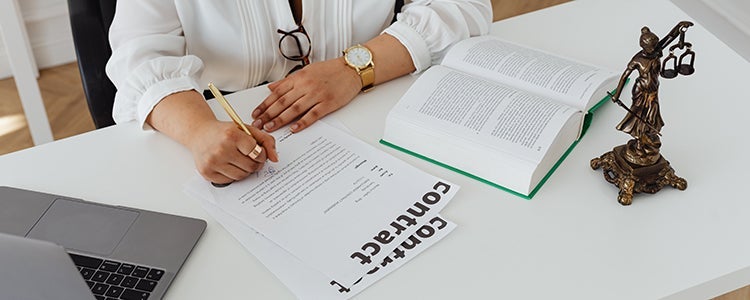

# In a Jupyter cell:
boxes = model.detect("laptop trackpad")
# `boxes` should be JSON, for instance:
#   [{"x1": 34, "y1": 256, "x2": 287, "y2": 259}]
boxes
[{"x1": 27, "y1": 199, "x2": 138, "y2": 256}]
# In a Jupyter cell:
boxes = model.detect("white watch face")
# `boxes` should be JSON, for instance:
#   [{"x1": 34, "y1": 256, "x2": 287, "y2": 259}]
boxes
[{"x1": 346, "y1": 46, "x2": 372, "y2": 68}]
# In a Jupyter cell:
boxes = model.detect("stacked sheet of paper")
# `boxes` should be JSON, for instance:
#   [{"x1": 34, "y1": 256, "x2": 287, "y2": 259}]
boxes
[{"x1": 184, "y1": 121, "x2": 459, "y2": 299}]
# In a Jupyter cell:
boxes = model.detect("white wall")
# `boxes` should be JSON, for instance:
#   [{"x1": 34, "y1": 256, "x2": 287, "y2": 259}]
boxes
[
  {"x1": 0, "y1": 0, "x2": 76, "y2": 79},
  {"x1": 701, "y1": 0, "x2": 750, "y2": 36},
  {"x1": 671, "y1": 0, "x2": 750, "y2": 62}
]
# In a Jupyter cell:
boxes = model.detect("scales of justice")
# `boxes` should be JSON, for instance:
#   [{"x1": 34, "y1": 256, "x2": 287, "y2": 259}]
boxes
[{"x1": 591, "y1": 21, "x2": 695, "y2": 206}]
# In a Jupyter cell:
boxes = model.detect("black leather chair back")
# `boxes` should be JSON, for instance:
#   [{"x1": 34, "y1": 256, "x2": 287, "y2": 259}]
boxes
[{"x1": 67, "y1": 0, "x2": 117, "y2": 128}]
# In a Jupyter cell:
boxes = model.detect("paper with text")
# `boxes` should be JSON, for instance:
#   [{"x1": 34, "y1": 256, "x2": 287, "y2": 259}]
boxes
[
  {"x1": 186, "y1": 178, "x2": 456, "y2": 299},
  {"x1": 209, "y1": 121, "x2": 459, "y2": 286}
]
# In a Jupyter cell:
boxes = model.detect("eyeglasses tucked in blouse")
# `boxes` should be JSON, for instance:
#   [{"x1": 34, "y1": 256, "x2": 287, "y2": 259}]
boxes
[{"x1": 277, "y1": 24, "x2": 311, "y2": 76}]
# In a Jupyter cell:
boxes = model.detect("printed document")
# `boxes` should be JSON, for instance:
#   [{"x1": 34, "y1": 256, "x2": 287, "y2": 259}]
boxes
[
  {"x1": 186, "y1": 177, "x2": 455, "y2": 299},
  {"x1": 208, "y1": 121, "x2": 459, "y2": 286}
]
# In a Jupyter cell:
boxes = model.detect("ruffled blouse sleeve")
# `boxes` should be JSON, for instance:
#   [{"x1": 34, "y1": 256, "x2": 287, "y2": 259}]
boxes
[
  {"x1": 106, "y1": 0, "x2": 204, "y2": 129},
  {"x1": 383, "y1": 0, "x2": 492, "y2": 73}
]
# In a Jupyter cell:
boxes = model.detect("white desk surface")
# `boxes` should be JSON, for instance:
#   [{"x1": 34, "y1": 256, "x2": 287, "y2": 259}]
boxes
[{"x1": 1, "y1": 0, "x2": 748, "y2": 299}]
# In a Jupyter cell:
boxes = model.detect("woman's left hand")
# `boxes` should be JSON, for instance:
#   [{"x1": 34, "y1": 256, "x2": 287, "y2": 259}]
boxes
[{"x1": 251, "y1": 57, "x2": 361, "y2": 133}]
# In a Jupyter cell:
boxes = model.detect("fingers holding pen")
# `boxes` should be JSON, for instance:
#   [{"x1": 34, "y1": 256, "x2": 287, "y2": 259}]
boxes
[
  {"x1": 247, "y1": 126, "x2": 279, "y2": 162},
  {"x1": 192, "y1": 121, "x2": 277, "y2": 185},
  {"x1": 229, "y1": 125, "x2": 279, "y2": 175}
]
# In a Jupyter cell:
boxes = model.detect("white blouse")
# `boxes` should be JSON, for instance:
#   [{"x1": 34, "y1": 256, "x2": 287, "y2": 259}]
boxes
[{"x1": 106, "y1": 0, "x2": 492, "y2": 127}]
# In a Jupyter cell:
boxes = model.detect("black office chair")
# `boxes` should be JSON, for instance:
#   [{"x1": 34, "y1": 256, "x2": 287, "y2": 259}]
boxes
[{"x1": 67, "y1": 0, "x2": 117, "y2": 129}]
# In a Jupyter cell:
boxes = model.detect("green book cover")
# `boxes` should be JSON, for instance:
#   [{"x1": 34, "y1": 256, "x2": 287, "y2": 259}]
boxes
[{"x1": 380, "y1": 87, "x2": 620, "y2": 200}]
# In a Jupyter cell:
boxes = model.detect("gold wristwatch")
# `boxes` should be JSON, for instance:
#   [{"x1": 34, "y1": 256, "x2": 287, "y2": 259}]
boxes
[{"x1": 343, "y1": 44, "x2": 375, "y2": 92}]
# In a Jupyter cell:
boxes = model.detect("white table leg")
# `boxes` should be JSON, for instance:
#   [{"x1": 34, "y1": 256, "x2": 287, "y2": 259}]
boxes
[{"x1": 0, "y1": 0, "x2": 53, "y2": 145}]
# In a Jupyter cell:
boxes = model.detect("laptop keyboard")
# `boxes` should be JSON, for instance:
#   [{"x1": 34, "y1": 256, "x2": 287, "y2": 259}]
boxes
[{"x1": 69, "y1": 253, "x2": 165, "y2": 300}]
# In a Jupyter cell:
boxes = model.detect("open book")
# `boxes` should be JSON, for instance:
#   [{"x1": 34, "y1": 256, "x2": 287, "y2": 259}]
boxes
[{"x1": 381, "y1": 36, "x2": 617, "y2": 198}]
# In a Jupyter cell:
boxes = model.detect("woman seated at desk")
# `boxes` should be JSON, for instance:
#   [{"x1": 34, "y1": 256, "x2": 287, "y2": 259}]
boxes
[{"x1": 106, "y1": 0, "x2": 491, "y2": 185}]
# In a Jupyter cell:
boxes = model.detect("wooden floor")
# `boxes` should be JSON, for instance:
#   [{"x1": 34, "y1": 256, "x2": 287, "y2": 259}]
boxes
[
  {"x1": 0, "y1": 1, "x2": 747, "y2": 298},
  {"x1": 0, "y1": 63, "x2": 94, "y2": 155}
]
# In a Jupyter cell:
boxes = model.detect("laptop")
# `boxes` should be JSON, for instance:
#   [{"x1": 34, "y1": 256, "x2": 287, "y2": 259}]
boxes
[
  {"x1": 0, "y1": 232, "x2": 97, "y2": 300},
  {"x1": 0, "y1": 186, "x2": 206, "y2": 300}
]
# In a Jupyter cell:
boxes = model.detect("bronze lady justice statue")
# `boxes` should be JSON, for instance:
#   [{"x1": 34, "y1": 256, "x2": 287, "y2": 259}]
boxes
[{"x1": 591, "y1": 21, "x2": 693, "y2": 205}]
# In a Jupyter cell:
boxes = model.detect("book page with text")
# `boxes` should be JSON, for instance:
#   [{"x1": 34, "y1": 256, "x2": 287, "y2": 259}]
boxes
[
  {"x1": 391, "y1": 66, "x2": 580, "y2": 164},
  {"x1": 208, "y1": 121, "x2": 458, "y2": 287},
  {"x1": 441, "y1": 36, "x2": 616, "y2": 110}
]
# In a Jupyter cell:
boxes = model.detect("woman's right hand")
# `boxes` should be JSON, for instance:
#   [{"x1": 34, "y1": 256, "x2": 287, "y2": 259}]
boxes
[
  {"x1": 147, "y1": 90, "x2": 278, "y2": 185},
  {"x1": 188, "y1": 120, "x2": 278, "y2": 185}
]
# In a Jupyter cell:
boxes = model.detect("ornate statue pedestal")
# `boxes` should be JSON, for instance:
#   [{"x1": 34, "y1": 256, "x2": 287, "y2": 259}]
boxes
[{"x1": 591, "y1": 145, "x2": 687, "y2": 205}]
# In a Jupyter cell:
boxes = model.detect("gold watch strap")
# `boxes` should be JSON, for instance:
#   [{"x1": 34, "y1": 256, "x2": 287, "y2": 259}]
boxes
[{"x1": 359, "y1": 65, "x2": 375, "y2": 93}]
